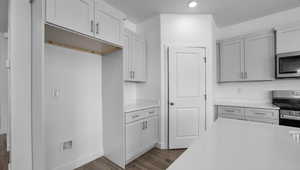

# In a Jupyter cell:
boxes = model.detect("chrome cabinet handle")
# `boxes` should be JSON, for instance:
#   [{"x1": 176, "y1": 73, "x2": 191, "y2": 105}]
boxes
[
  {"x1": 244, "y1": 72, "x2": 248, "y2": 79},
  {"x1": 132, "y1": 115, "x2": 139, "y2": 119},
  {"x1": 149, "y1": 111, "x2": 155, "y2": 114},
  {"x1": 129, "y1": 71, "x2": 133, "y2": 79},
  {"x1": 254, "y1": 112, "x2": 266, "y2": 115},
  {"x1": 225, "y1": 109, "x2": 235, "y2": 113},
  {"x1": 142, "y1": 121, "x2": 148, "y2": 130},
  {"x1": 96, "y1": 23, "x2": 99, "y2": 34},
  {"x1": 133, "y1": 71, "x2": 135, "y2": 80},
  {"x1": 91, "y1": 20, "x2": 94, "y2": 33},
  {"x1": 240, "y1": 72, "x2": 244, "y2": 79}
]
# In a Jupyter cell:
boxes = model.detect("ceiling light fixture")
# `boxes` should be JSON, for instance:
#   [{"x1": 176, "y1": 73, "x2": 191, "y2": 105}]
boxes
[{"x1": 188, "y1": 1, "x2": 198, "y2": 8}]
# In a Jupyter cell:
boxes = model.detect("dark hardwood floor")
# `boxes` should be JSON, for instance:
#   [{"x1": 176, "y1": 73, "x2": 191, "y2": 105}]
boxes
[
  {"x1": 0, "y1": 134, "x2": 8, "y2": 170},
  {"x1": 76, "y1": 148, "x2": 186, "y2": 170}
]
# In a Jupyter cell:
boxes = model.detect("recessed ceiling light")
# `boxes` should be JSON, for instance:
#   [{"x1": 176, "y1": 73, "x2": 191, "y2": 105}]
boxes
[{"x1": 188, "y1": 1, "x2": 198, "y2": 8}]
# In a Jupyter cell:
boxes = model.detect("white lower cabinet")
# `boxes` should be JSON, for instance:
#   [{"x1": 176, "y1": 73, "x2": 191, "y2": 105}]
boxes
[
  {"x1": 218, "y1": 105, "x2": 279, "y2": 124},
  {"x1": 126, "y1": 120, "x2": 143, "y2": 161},
  {"x1": 141, "y1": 116, "x2": 158, "y2": 149},
  {"x1": 125, "y1": 108, "x2": 159, "y2": 163}
]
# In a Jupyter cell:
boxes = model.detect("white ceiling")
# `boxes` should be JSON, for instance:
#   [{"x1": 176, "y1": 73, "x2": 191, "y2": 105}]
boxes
[{"x1": 104, "y1": 0, "x2": 300, "y2": 27}]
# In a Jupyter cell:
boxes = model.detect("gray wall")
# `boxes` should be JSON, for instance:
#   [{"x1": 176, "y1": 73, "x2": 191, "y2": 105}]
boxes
[{"x1": 0, "y1": 0, "x2": 8, "y2": 33}]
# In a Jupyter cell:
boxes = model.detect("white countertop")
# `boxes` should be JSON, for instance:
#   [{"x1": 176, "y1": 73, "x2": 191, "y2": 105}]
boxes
[
  {"x1": 124, "y1": 100, "x2": 160, "y2": 112},
  {"x1": 215, "y1": 101, "x2": 280, "y2": 110},
  {"x1": 168, "y1": 119, "x2": 300, "y2": 170}
]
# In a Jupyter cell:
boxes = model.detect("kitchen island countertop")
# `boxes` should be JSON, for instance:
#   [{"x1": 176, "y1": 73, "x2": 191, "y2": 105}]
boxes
[{"x1": 168, "y1": 118, "x2": 300, "y2": 170}]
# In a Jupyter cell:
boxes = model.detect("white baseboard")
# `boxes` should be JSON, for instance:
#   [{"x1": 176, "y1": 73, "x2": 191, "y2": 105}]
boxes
[
  {"x1": 156, "y1": 142, "x2": 168, "y2": 149},
  {"x1": 53, "y1": 152, "x2": 103, "y2": 170}
]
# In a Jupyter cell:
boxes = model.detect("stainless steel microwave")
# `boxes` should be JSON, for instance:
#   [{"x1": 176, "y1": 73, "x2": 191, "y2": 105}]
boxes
[{"x1": 276, "y1": 51, "x2": 300, "y2": 78}]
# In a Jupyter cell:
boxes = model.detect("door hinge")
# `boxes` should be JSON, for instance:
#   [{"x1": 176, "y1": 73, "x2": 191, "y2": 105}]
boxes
[
  {"x1": 204, "y1": 94, "x2": 207, "y2": 100},
  {"x1": 203, "y1": 57, "x2": 207, "y2": 63}
]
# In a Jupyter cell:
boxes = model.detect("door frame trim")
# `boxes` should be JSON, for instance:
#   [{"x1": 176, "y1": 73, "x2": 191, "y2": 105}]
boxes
[{"x1": 166, "y1": 46, "x2": 207, "y2": 149}]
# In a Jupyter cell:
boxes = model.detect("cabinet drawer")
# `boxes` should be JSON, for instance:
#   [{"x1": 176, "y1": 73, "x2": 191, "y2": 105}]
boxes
[
  {"x1": 126, "y1": 108, "x2": 158, "y2": 124},
  {"x1": 126, "y1": 110, "x2": 148, "y2": 124},
  {"x1": 146, "y1": 108, "x2": 158, "y2": 117},
  {"x1": 218, "y1": 106, "x2": 244, "y2": 120},
  {"x1": 245, "y1": 108, "x2": 278, "y2": 123}
]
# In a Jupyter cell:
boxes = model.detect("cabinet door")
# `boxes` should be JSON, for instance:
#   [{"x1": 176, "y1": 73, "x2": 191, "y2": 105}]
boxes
[
  {"x1": 94, "y1": 1, "x2": 122, "y2": 45},
  {"x1": 126, "y1": 121, "x2": 143, "y2": 162},
  {"x1": 141, "y1": 116, "x2": 158, "y2": 149},
  {"x1": 277, "y1": 25, "x2": 300, "y2": 54},
  {"x1": 132, "y1": 37, "x2": 147, "y2": 82},
  {"x1": 244, "y1": 32, "x2": 275, "y2": 81},
  {"x1": 123, "y1": 30, "x2": 133, "y2": 81},
  {"x1": 46, "y1": 0, "x2": 94, "y2": 36},
  {"x1": 219, "y1": 39, "x2": 244, "y2": 82}
]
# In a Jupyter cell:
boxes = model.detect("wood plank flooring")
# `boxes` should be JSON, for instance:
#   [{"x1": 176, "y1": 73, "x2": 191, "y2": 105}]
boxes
[
  {"x1": 0, "y1": 134, "x2": 8, "y2": 170},
  {"x1": 76, "y1": 148, "x2": 186, "y2": 170}
]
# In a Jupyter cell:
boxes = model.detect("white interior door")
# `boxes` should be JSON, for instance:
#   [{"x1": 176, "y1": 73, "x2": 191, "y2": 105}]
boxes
[{"x1": 168, "y1": 47, "x2": 206, "y2": 149}]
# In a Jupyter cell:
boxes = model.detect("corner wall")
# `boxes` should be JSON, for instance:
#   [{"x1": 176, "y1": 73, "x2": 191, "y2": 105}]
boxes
[
  {"x1": 215, "y1": 6, "x2": 300, "y2": 104},
  {"x1": 45, "y1": 44, "x2": 103, "y2": 170},
  {"x1": 159, "y1": 14, "x2": 216, "y2": 148},
  {"x1": 0, "y1": 0, "x2": 8, "y2": 33}
]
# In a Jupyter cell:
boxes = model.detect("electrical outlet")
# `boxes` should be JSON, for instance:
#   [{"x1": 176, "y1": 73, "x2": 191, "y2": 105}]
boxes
[{"x1": 61, "y1": 140, "x2": 73, "y2": 152}]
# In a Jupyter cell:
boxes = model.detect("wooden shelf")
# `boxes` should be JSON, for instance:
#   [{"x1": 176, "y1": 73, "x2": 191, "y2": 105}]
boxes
[{"x1": 45, "y1": 24, "x2": 121, "y2": 55}]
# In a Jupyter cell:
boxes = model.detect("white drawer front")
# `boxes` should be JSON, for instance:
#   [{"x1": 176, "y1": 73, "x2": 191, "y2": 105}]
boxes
[
  {"x1": 126, "y1": 110, "x2": 148, "y2": 124},
  {"x1": 245, "y1": 108, "x2": 278, "y2": 123},
  {"x1": 126, "y1": 108, "x2": 159, "y2": 124},
  {"x1": 146, "y1": 108, "x2": 158, "y2": 117},
  {"x1": 218, "y1": 106, "x2": 244, "y2": 120}
]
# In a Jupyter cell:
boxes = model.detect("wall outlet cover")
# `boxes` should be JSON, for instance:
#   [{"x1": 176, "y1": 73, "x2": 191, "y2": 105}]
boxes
[{"x1": 61, "y1": 140, "x2": 73, "y2": 152}]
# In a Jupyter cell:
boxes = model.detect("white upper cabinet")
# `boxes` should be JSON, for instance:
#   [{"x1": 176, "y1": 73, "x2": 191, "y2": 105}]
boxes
[
  {"x1": 244, "y1": 32, "x2": 275, "y2": 81},
  {"x1": 94, "y1": 0, "x2": 124, "y2": 45},
  {"x1": 123, "y1": 30, "x2": 133, "y2": 80},
  {"x1": 219, "y1": 39, "x2": 244, "y2": 82},
  {"x1": 276, "y1": 24, "x2": 300, "y2": 54},
  {"x1": 124, "y1": 29, "x2": 147, "y2": 82},
  {"x1": 218, "y1": 30, "x2": 275, "y2": 82},
  {"x1": 132, "y1": 37, "x2": 147, "y2": 82},
  {"x1": 46, "y1": 0, "x2": 94, "y2": 36},
  {"x1": 46, "y1": 0, "x2": 125, "y2": 46}
]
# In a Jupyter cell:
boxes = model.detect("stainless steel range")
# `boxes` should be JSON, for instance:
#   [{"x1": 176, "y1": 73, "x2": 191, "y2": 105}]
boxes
[{"x1": 273, "y1": 90, "x2": 300, "y2": 128}]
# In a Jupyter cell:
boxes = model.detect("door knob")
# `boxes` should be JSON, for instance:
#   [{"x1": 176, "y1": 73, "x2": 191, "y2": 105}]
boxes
[{"x1": 170, "y1": 102, "x2": 174, "y2": 106}]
